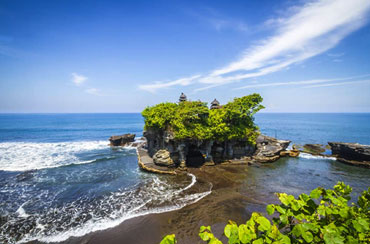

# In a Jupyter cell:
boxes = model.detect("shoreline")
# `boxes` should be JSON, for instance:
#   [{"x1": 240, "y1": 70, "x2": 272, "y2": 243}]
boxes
[
  {"x1": 29, "y1": 164, "x2": 268, "y2": 244},
  {"x1": 22, "y1": 152, "x2": 370, "y2": 244}
]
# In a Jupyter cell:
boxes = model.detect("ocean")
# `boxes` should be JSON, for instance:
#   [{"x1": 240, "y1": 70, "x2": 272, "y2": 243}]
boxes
[{"x1": 0, "y1": 113, "x2": 369, "y2": 243}]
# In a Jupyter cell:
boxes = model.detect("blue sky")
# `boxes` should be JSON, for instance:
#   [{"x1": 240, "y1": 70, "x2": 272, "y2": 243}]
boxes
[{"x1": 1, "y1": 0, "x2": 370, "y2": 113}]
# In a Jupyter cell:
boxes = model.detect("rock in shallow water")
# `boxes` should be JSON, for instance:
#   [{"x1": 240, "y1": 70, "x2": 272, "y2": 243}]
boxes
[
  {"x1": 109, "y1": 134, "x2": 135, "y2": 146},
  {"x1": 253, "y1": 135, "x2": 290, "y2": 163},
  {"x1": 328, "y1": 142, "x2": 370, "y2": 168},
  {"x1": 303, "y1": 144, "x2": 326, "y2": 155}
]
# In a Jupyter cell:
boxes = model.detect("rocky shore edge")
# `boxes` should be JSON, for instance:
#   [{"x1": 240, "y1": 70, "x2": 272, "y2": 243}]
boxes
[
  {"x1": 328, "y1": 142, "x2": 370, "y2": 168},
  {"x1": 108, "y1": 133, "x2": 370, "y2": 171}
]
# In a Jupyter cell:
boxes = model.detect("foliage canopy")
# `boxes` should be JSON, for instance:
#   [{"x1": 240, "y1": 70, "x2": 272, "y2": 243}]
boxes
[
  {"x1": 142, "y1": 93, "x2": 265, "y2": 144},
  {"x1": 160, "y1": 182, "x2": 370, "y2": 244}
]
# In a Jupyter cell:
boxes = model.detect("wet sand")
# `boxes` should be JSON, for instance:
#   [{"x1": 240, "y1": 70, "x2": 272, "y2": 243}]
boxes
[
  {"x1": 28, "y1": 156, "x2": 370, "y2": 244},
  {"x1": 55, "y1": 165, "x2": 269, "y2": 244}
]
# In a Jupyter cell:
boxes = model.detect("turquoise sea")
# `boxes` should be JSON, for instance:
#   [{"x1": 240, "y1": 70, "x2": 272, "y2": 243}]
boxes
[{"x1": 0, "y1": 113, "x2": 369, "y2": 243}]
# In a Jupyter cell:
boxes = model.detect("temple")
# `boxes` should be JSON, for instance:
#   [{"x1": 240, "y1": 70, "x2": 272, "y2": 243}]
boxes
[
  {"x1": 210, "y1": 98, "x2": 220, "y2": 109},
  {"x1": 179, "y1": 92, "x2": 187, "y2": 102}
]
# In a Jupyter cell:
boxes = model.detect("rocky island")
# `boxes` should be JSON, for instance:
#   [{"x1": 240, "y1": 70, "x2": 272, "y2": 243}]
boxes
[{"x1": 136, "y1": 93, "x2": 294, "y2": 174}]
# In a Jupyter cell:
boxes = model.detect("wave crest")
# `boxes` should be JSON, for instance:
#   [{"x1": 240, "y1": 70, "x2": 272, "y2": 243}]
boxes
[{"x1": 0, "y1": 141, "x2": 135, "y2": 171}]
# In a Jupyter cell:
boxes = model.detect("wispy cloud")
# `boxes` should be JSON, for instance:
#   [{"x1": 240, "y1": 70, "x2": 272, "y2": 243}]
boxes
[
  {"x1": 139, "y1": 0, "x2": 370, "y2": 92},
  {"x1": 203, "y1": 0, "x2": 370, "y2": 86},
  {"x1": 71, "y1": 73, "x2": 87, "y2": 86},
  {"x1": 70, "y1": 73, "x2": 108, "y2": 96},
  {"x1": 138, "y1": 75, "x2": 201, "y2": 93},
  {"x1": 303, "y1": 79, "x2": 370, "y2": 88},
  {"x1": 234, "y1": 74, "x2": 370, "y2": 90}
]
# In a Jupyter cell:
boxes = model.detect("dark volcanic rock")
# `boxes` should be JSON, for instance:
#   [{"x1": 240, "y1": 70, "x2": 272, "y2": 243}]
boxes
[
  {"x1": 109, "y1": 134, "x2": 135, "y2": 146},
  {"x1": 328, "y1": 142, "x2": 370, "y2": 168},
  {"x1": 142, "y1": 126, "x2": 291, "y2": 170},
  {"x1": 303, "y1": 144, "x2": 326, "y2": 155},
  {"x1": 253, "y1": 135, "x2": 291, "y2": 163}
]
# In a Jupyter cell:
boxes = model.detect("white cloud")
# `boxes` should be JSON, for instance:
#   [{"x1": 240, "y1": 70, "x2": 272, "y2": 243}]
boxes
[
  {"x1": 138, "y1": 75, "x2": 201, "y2": 93},
  {"x1": 206, "y1": 0, "x2": 370, "y2": 82},
  {"x1": 85, "y1": 88, "x2": 103, "y2": 96},
  {"x1": 233, "y1": 74, "x2": 370, "y2": 90},
  {"x1": 71, "y1": 73, "x2": 87, "y2": 86},
  {"x1": 139, "y1": 0, "x2": 370, "y2": 92},
  {"x1": 303, "y1": 79, "x2": 370, "y2": 88}
]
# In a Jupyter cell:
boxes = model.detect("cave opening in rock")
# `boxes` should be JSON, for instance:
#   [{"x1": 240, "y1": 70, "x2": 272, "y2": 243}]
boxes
[{"x1": 186, "y1": 145, "x2": 205, "y2": 167}]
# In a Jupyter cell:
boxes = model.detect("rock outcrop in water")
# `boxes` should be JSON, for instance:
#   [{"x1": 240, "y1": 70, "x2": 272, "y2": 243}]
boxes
[
  {"x1": 109, "y1": 133, "x2": 135, "y2": 146},
  {"x1": 253, "y1": 135, "x2": 291, "y2": 163},
  {"x1": 138, "y1": 93, "x2": 292, "y2": 173},
  {"x1": 143, "y1": 129, "x2": 290, "y2": 169},
  {"x1": 303, "y1": 144, "x2": 326, "y2": 155},
  {"x1": 328, "y1": 142, "x2": 370, "y2": 168}
]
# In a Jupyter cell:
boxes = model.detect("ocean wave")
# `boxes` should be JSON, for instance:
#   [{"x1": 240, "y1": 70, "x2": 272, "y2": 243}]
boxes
[
  {"x1": 299, "y1": 152, "x2": 336, "y2": 160},
  {"x1": 0, "y1": 141, "x2": 135, "y2": 171},
  {"x1": 1, "y1": 173, "x2": 212, "y2": 244},
  {"x1": 35, "y1": 190, "x2": 211, "y2": 243}
]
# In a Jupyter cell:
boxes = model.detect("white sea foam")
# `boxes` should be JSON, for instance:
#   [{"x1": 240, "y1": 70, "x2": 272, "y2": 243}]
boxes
[
  {"x1": 299, "y1": 152, "x2": 336, "y2": 160},
  {"x1": 16, "y1": 203, "x2": 29, "y2": 218},
  {"x1": 0, "y1": 141, "x2": 213, "y2": 244},
  {"x1": 34, "y1": 192, "x2": 211, "y2": 243},
  {"x1": 0, "y1": 141, "x2": 135, "y2": 171},
  {"x1": 15, "y1": 174, "x2": 212, "y2": 244}
]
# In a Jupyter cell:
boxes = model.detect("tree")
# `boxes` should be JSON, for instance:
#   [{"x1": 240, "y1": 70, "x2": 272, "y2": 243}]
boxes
[{"x1": 142, "y1": 93, "x2": 265, "y2": 144}]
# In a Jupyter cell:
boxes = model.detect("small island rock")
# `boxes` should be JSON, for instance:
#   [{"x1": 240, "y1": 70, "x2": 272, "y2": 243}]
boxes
[{"x1": 109, "y1": 133, "x2": 135, "y2": 146}]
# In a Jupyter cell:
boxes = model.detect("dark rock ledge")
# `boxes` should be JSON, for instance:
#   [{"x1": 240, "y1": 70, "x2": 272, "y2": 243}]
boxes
[
  {"x1": 135, "y1": 132, "x2": 292, "y2": 174},
  {"x1": 328, "y1": 142, "x2": 370, "y2": 168},
  {"x1": 109, "y1": 133, "x2": 135, "y2": 146}
]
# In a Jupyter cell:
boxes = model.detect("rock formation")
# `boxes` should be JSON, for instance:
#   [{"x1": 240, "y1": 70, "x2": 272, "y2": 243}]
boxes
[
  {"x1": 109, "y1": 133, "x2": 135, "y2": 146},
  {"x1": 280, "y1": 149, "x2": 300, "y2": 157},
  {"x1": 328, "y1": 142, "x2": 370, "y2": 168},
  {"x1": 303, "y1": 144, "x2": 326, "y2": 155},
  {"x1": 143, "y1": 129, "x2": 290, "y2": 169},
  {"x1": 153, "y1": 149, "x2": 175, "y2": 167},
  {"x1": 253, "y1": 135, "x2": 291, "y2": 163}
]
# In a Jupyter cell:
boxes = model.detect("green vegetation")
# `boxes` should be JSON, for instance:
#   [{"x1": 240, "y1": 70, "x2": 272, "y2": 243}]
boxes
[
  {"x1": 160, "y1": 182, "x2": 370, "y2": 244},
  {"x1": 142, "y1": 93, "x2": 264, "y2": 144}
]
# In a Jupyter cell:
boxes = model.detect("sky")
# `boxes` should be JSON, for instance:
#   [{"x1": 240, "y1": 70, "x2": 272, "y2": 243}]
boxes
[{"x1": 1, "y1": 0, "x2": 370, "y2": 113}]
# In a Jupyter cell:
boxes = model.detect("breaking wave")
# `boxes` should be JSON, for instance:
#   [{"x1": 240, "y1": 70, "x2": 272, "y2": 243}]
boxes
[
  {"x1": 0, "y1": 140, "x2": 212, "y2": 243},
  {"x1": 0, "y1": 141, "x2": 135, "y2": 171},
  {"x1": 1, "y1": 173, "x2": 211, "y2": 243},
  {"x1": 299, "y1": 152, "x2": 336, "y2": 160}
]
